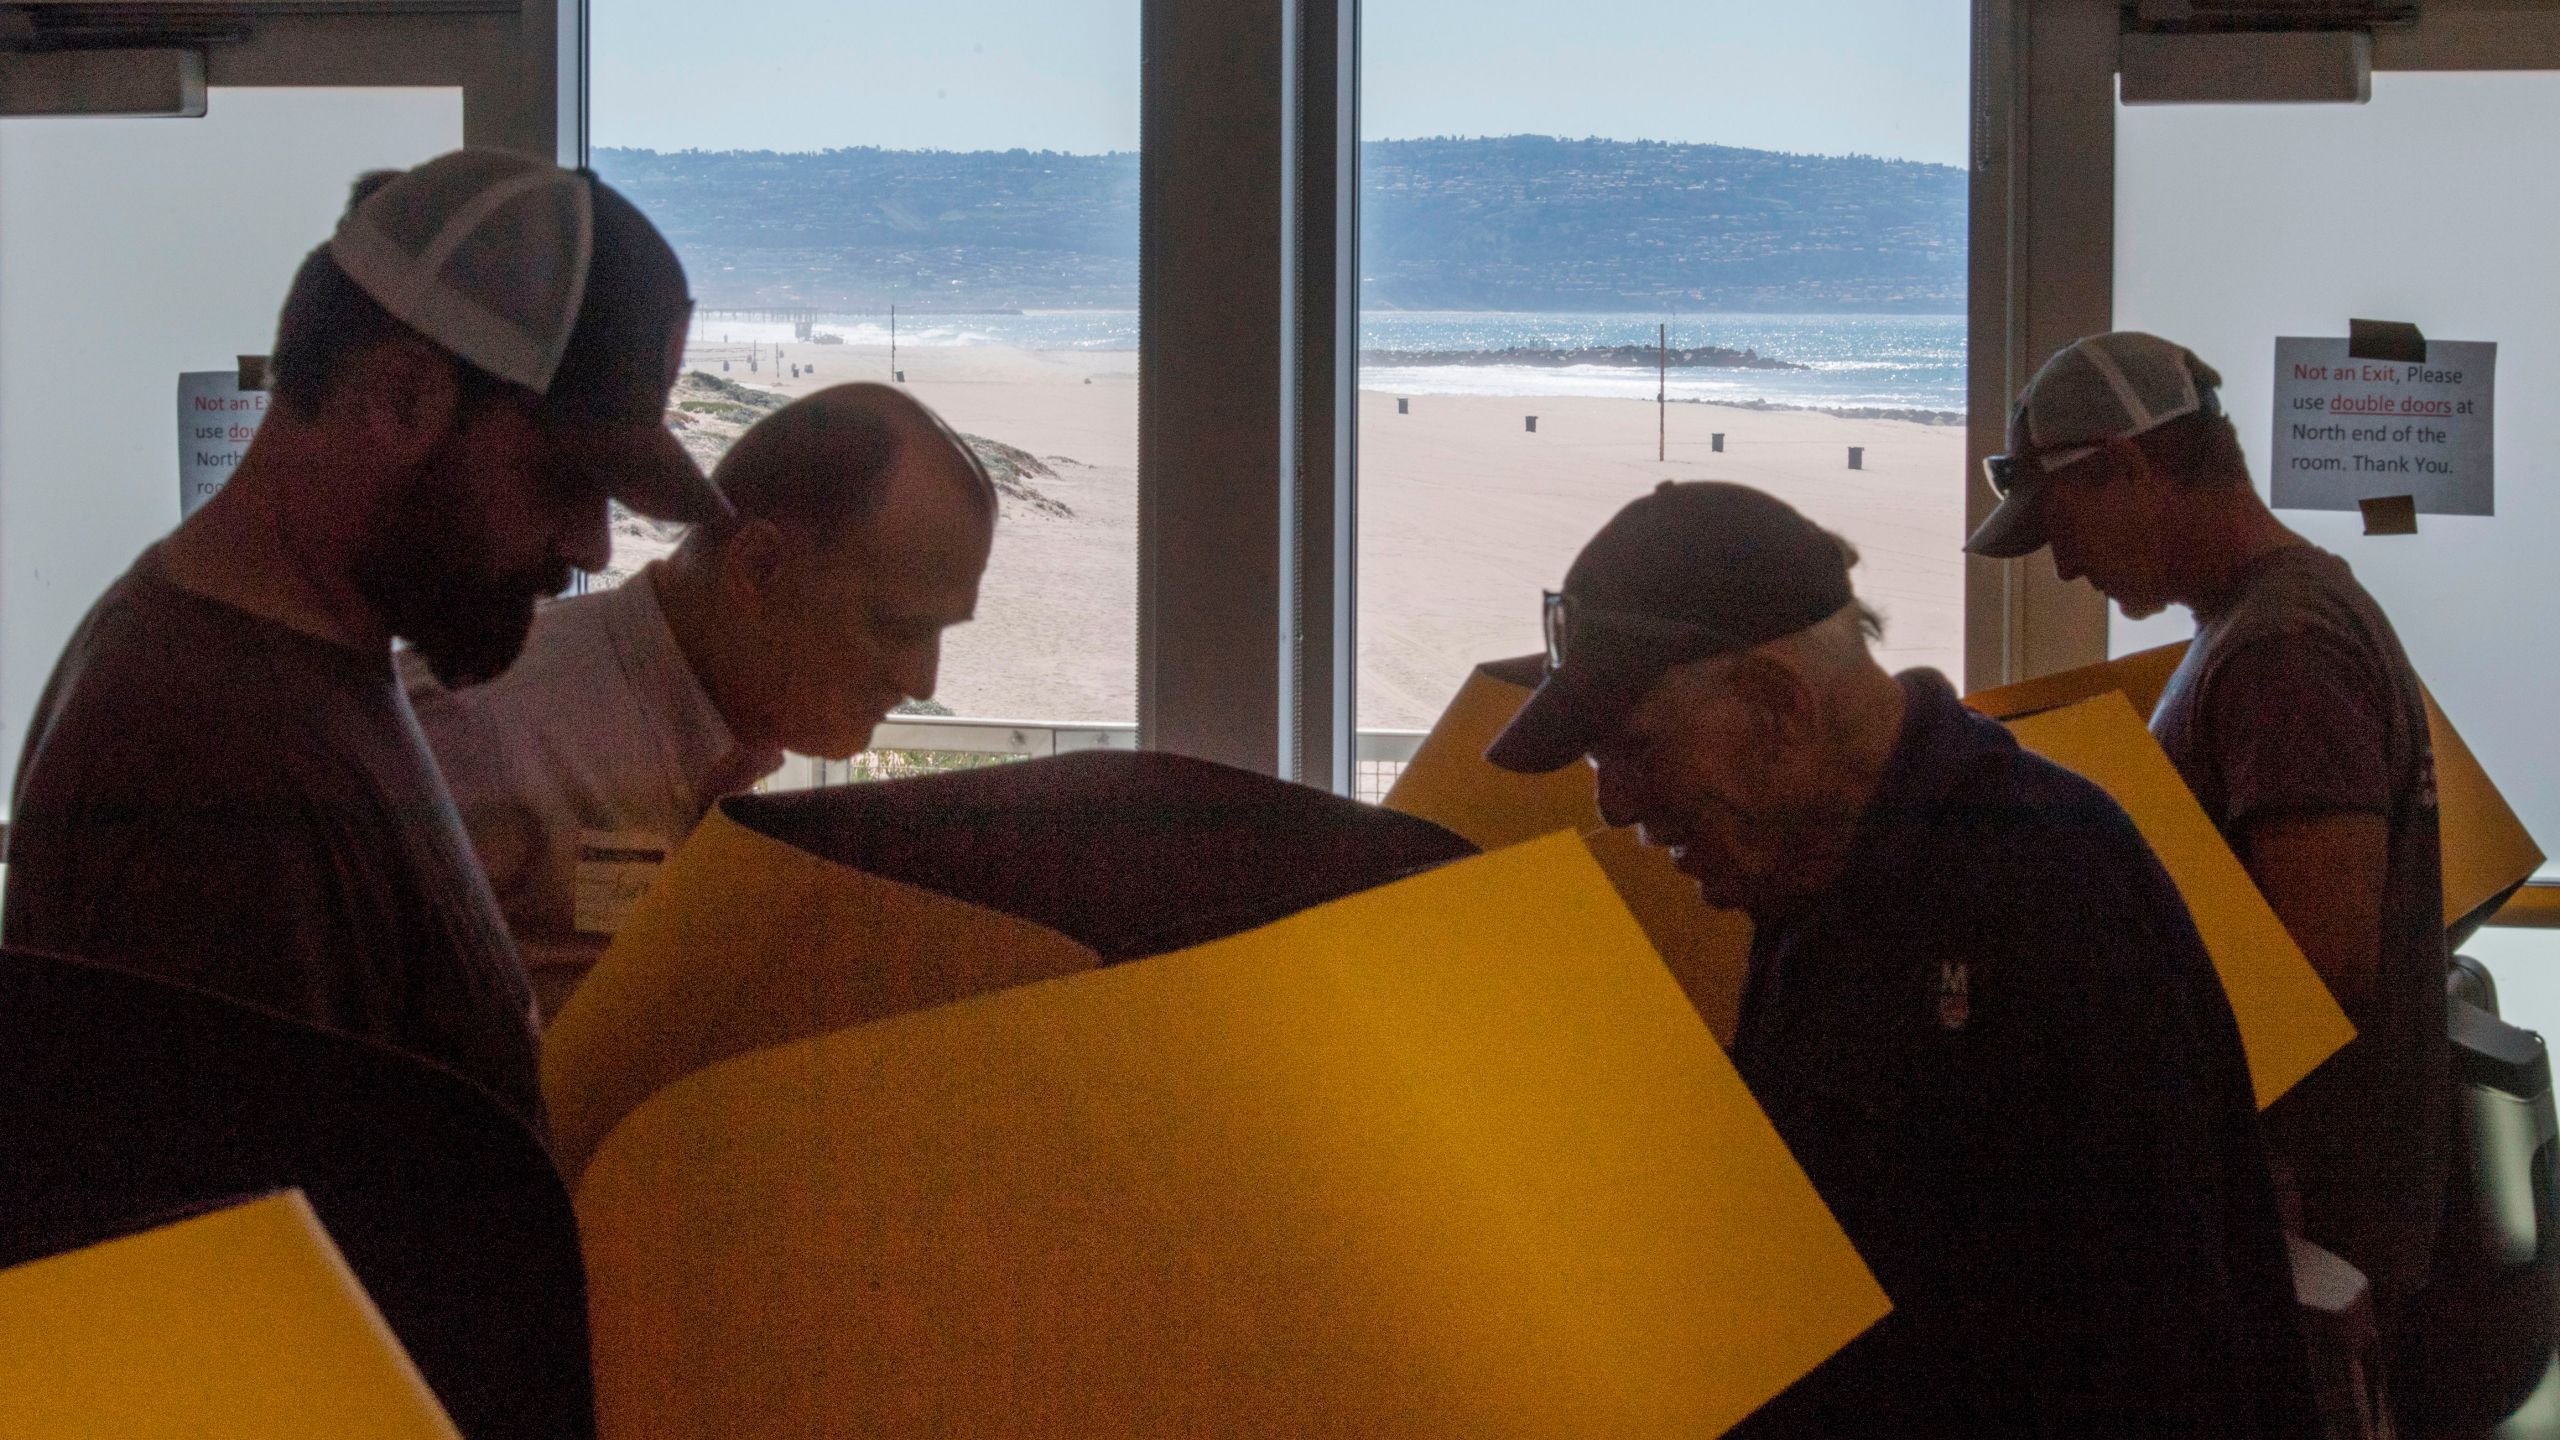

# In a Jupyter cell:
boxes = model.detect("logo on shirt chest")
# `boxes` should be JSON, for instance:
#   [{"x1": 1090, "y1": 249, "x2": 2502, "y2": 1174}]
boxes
[{"x1": 1935, "y1": 961, "x2": 1971, "y2": 1031}]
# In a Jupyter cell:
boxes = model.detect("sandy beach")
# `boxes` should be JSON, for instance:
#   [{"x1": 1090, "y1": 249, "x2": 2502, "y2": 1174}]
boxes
[
  {"x1": 647, "y1": 334, "x2": 1965, "y2": 734},
  {"x1": 1355, "y1": 390, "x2": 1963, "y2": 728}
]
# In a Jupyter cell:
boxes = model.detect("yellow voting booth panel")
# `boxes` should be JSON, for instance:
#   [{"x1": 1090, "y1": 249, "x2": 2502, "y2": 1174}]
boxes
[
  {"x1": 578, "y1": 833, "x2": 1891, "y2": 1440},
  {"x1": 1383, "y1": 654, "x2": 2349, "y2": 1107},
  {"x1": 1963, "y1": 641, "x2": 2194, "y2": 725},
  {"x1": 1384, "y1": 658, "x2": 1754, "y2": 1041},
  {"x1": 2429, "y1": 700, "x2": 2543, "y2": 930},
  {"x1": 544, "y1": 805, "x2": 1102, "y2": 1182},
  {"x1": 1968, "y1": 641, "x2": 2544, "y2": 933},
  {"x1": 1383, "y1": 657, "x2": 1599, "y2": 848},
  {"x1": 2007, "y1": 695, "x2": 2356, "y2": 1107},
  {"x1": 0, "y1": 1192, "x2": 459, "y2": 1440}
]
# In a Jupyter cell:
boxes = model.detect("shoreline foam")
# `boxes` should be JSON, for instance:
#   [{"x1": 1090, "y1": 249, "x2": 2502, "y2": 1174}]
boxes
[{"x1": 1358, "y1": 343, "x2": 1803, "y2": 372}]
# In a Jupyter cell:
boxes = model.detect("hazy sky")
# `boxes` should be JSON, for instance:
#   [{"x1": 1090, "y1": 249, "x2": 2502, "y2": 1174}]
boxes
[{"x1": 592, "y1": 1, "x2": 1969, "y2": 167}]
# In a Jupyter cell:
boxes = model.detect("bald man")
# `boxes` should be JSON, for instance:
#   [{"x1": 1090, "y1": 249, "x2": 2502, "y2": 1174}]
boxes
[{"x1": 403, "y1": 383, "x2": 998, "y2": 1014}]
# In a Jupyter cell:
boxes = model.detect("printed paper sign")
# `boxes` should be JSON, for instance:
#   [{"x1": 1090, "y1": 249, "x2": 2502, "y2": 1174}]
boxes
[
  {"x1": 2271, "y1": 337, "x2": 2494, "y2": 515},
  {"x1": 572, "y1": 830, "x2": 671, "y2": 938},
  {"x1": 176, "y1": 372, "x2": 266, "y2": 519}
]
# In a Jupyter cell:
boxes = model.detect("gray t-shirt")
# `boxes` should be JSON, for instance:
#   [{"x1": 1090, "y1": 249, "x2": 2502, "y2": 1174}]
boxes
[
  {"x1": 2, "y1": 553, "x2": 543, "y2": 1125},
  {"x1": 2152, "y1": 542, "x2": 2447, "y2": 1320}
]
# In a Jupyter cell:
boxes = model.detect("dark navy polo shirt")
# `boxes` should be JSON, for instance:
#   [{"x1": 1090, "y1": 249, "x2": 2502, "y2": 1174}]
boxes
[{"x1": 1728, "y1": 671, "x2": 2315, "y2": 1440}]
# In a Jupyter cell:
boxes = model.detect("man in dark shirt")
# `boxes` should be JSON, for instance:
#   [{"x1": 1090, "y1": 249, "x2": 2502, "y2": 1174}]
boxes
[
  {"x1": 1490, "y1": 481, "x2": 2314, "y2": 1438},
  {"x1": 1969, "y1": 332, "x2": 2448, "y2": 1341},
  {"x1": 2, "y1": 151, "x2": 728, "y2": 1125}
]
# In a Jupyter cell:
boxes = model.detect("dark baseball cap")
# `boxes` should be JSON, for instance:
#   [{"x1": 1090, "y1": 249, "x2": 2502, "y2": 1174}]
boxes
[
  {"x1": 1485, "y1": 482, "x2": 1856, "y2": 775},
  {"x1": 327, "y1": 149, "x2": 729, "y2": 528}
]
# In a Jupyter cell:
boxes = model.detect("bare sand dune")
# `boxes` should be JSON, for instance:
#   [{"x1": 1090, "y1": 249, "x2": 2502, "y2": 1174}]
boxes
[{"x1": 663, "y1": 340, "x2": 1965, "y2": 733}]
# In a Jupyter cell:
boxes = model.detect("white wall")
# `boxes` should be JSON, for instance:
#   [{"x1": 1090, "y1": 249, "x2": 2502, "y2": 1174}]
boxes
[
  {"x1": 2114, "y1": 73, "x2": 2560, "y2": 879},
  {"x1": 0, "y1": 87, "x2": 461, "y2": 810}
]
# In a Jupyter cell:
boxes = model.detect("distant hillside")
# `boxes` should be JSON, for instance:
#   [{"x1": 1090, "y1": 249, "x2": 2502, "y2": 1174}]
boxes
[
  {"x1": 595, "y1": 145, "x2": 1137, "y2": 312},
  {"x1": 594, "y1": 136, "x2": 1963, "y2": 314},
  {"x1": 1363, "y1": 136, "x2": 1962, "y2": 312}
]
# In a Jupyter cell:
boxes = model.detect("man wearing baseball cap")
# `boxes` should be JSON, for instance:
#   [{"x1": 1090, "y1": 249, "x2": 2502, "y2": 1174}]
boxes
[
  {"x1": 3, "y1": 150, "x2": 724, "y2": 1127},
  {"x1": 1971, "y1": 331, "x2": 2449, "y2": 1411},
  {"x1": 1491, "y1": 482, "x2": 2313, "y2": 1437}
]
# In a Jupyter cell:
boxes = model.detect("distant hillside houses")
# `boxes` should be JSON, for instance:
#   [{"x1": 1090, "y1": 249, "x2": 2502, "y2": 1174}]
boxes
[{"x1": 594, "y1": 135, "x2": 1963, "y2": 314}]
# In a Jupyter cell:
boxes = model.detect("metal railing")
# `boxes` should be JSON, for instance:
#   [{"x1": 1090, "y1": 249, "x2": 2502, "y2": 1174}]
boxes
[{"x1": 769, "y1": 717, "x2": 1428, "y2": 803}]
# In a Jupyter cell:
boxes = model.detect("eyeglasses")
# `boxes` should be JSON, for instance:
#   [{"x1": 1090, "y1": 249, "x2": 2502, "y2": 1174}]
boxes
[
  {"x1": 1543, "y1": 590, "x2": 1739, "y2": 673},
  {"x1": 1979, "y1": 443, "x2": 2100, "y2": 498},
  {"x1": 1982, "y1": 388, "x2": 2223, "y2": 496}
]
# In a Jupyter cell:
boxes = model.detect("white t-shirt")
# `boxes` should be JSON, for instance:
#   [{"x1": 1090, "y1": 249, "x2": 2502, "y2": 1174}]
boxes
[{"x1": 402, "y1": 563, "x2": 780, "y2": 1008}]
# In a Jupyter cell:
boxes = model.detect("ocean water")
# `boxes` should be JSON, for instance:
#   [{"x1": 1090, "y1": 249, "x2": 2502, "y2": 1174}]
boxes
[
  {"x1": 696, "y1": 311, "x2": 1136, "y2": 353},
  {"x1": 692, "y1": 309, "x2": 1968, "y2": 415},
  {"x1": 1364, "y1": 312, "x2": 1966, "y2": 414}
]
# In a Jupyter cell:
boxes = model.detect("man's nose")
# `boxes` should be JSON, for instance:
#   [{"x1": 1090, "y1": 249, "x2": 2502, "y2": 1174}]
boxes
[{"x1": 890, "y1": 635, "x2": 943, "y2": 706}]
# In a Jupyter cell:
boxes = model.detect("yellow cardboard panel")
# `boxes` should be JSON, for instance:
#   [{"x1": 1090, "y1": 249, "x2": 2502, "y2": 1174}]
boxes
[
  {"x1": 1387, "y1": 654, "x2": 2370, "y2": 1091},
  {"x1": 0, "y1": 1192, "x2": 458, "y2": 1440},
  {"x1": 1584, "y1": 825, "x2": 1754, "y2": 1042},
  {"x1": 544, "y1": 805, "x2": 1101, "y2": 1183},
  {"x1": 579, "y1": 834, "x2": 1889, "y2": 1440},
  {"x1": 1383, "y1": 660, "x2": 1754, "y2": 1043},
  {"x1": 1963, "y1": 641, "x2": 2190, "y2": 722},
  {"x1": 1381, "y1": 659, "x2": 1600, "y2": 848},
  {"x1": 1967, "y1": 646, "x2": 2543, "y2": 931},
  {"x1": 2428, "y1": 692, "x2": 2545, "y2": 927},
  {"x1": 2007, "y1": 694, "x2": 2355, "y2": 1107}
]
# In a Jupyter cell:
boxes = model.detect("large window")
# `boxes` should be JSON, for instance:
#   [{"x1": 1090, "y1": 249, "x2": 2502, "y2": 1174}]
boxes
[
  {"x1": 1355, "y1": 2, "x2": 1972, "y2": 744},
  {"x1": 589, "y1": 3, "x2": 1140, "y2": 733}
]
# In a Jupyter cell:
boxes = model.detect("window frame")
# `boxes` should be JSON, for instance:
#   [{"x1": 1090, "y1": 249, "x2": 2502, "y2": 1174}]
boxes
[
  {"x1": 566, "y1": 2, "x2": 1997, "y2": 793},
  {"x1": 561, "y1": 0, "x2": 1349, "y2": 783},
  {"x1": 7, "y1": 0, "x2": 565, "y2": 154}
]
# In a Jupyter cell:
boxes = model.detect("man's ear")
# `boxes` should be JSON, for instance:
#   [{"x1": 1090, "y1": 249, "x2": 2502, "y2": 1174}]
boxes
[
  {"x1": 2109, "y1": 434, "x2": 2159, "y2": 492},
  {"x1": 1724, "y1": 651, "x2": 1819, "y2": 746},
  {"x1": 343, "y1": 337, "x2": 465, "y2": 469},
  {"x1": 717, "y1": 517, "x2": 797, "y2": 613}
]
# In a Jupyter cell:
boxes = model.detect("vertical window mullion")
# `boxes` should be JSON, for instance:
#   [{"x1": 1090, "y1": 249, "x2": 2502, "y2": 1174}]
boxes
[
  {"x1": 1284, "y1": 0, "x2": 1358, "y2": 794},
  {"x1": 1138, "y1": 0, "x2": 1291, "y2": 773}
]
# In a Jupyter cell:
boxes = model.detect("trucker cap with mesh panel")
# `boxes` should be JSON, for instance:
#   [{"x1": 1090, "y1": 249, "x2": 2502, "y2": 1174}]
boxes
[
  {"x1": 327, "y1": 149, "x2": 728, "y2": 529},
  {"x1": 1964, "y1": 331, "x2": 2223, "y2": 560}
]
